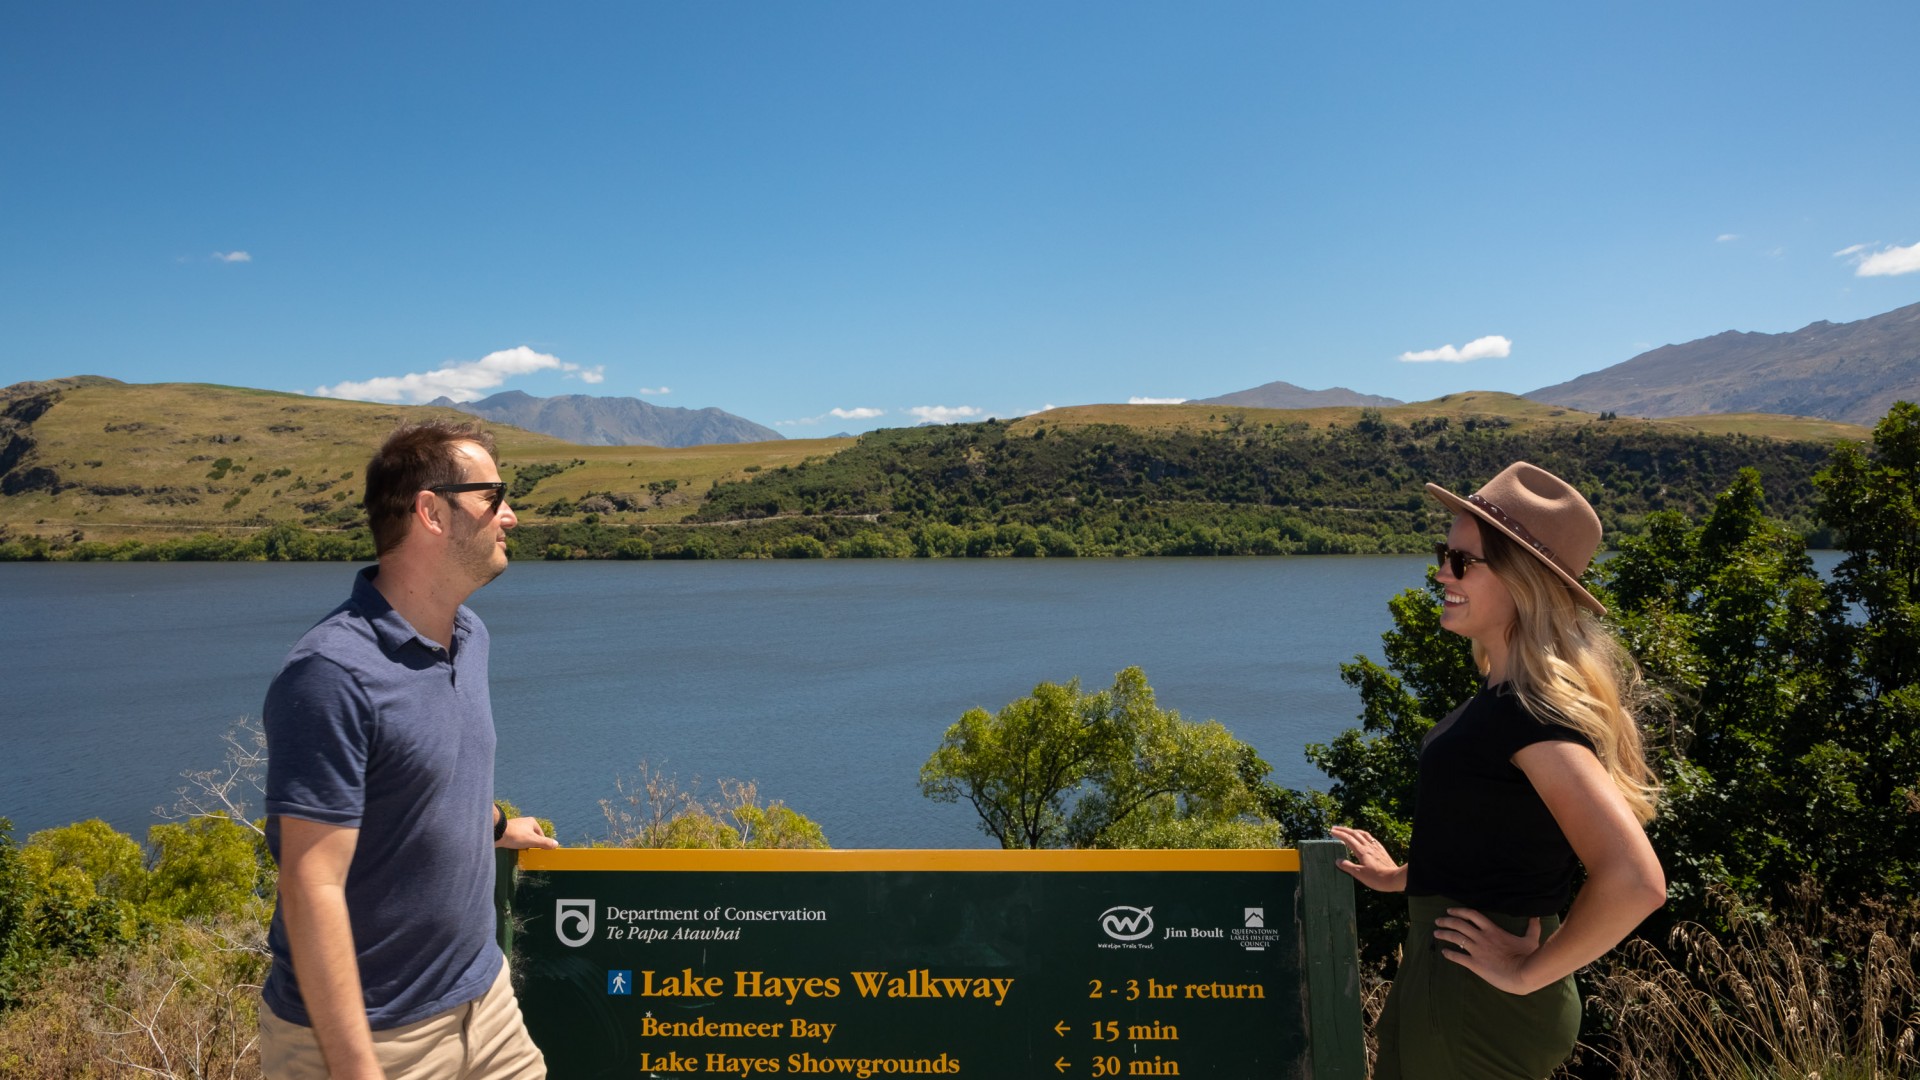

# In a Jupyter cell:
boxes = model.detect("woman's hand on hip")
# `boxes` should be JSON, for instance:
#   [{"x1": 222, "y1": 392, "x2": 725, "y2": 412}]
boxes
[
  {"x1": 1328, "y1": 826, "x2": 1407, "y2": 893},
  {"x1": 1434, "y1": 907, "x2": 1548, "y2": 995}
]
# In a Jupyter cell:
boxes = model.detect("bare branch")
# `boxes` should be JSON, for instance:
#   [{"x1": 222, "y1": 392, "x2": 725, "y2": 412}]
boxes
[{"x1": 156, "y1": 716, "x2": 267, "y2": 837}]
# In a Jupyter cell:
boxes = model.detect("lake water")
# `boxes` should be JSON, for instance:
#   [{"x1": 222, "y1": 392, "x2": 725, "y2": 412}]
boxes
[{"x1": 0, "y1": 555, "x2": 1837, "y2": 849}]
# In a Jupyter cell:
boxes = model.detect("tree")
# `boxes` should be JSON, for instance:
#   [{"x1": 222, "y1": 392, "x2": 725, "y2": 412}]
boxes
[
  {"x1": 1277, "y1": 436, "x2": 1920, "y2": 950},
  {"x1": 920, "y1": 667, "x2": 1280, "y2": 849},
  {"x1": 16, "y1": 821, "x2": 142, "y2": 963},
  {"x1": 20, "y1": 820, "x2": 147, "y2": 905},
  {"x1": 1811, "y1": 401, "x2": 1920, "y2": 898},
  {"x1": 1597, "y1": 471, "x2": 1837, "y2": 918}
]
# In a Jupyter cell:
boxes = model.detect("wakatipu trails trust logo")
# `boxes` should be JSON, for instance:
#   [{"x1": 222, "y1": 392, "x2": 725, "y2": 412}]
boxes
[
  {"x1": 1099, "y1": 905, "x2": 1154, "y2": 942},
  {"x1": 556, "y1": 899, "x2": 596, "y2": 948}
]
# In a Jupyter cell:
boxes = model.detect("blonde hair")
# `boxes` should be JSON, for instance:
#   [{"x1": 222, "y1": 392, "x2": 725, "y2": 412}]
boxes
[{"x1": 1476, "y1": 524, "x2": 1662, "y2": 824}]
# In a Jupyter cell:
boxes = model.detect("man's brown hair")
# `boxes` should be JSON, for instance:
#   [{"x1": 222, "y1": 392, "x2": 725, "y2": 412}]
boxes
[{"x1": 363, "y1": 421, "x2": 499, "y2": 555}]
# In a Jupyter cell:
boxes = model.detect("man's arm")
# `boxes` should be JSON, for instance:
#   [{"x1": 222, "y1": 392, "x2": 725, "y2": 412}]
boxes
[{"x1": 276, "y1": 816, "x2": 385, "y2": 1080}]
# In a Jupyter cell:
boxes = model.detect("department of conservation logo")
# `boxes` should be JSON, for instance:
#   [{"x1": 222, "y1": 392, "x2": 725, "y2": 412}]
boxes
[
  {"x1": 1099, "y1": 905, "x2": 1155, "y2": 942},
  {"x1": 556, "y1": 899, "x2": 596, "y2": 948}
]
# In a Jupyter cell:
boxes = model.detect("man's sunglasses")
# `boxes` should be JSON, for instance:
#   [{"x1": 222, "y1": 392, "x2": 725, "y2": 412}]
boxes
[
  {"x1": 430, "y1": 481, "x2": 507, "y2": 515},
  {"x1": 1433, "y1": 542, "x2": 1489, "y2": 579}
]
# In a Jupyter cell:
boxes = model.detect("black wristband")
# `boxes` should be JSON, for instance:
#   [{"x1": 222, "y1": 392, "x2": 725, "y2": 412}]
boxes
[{"x1": 493, "y1": 802, "x2": 509, "y2": 842}]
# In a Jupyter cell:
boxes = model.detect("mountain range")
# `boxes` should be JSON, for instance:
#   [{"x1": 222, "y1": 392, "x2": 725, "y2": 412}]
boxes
[
  {"x1": 429, "y1": 390, "x2": 781, "y2": 447},
  {"x1": 1193, "y1": 380, "x2": 1403, "y2": 409},
  {"x1": 1524, "y1": 300, "x2": 1920, "y2": 426}
]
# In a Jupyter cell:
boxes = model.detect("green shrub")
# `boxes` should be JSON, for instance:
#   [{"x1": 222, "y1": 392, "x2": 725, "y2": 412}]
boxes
[
  {"x1": 773, "y1": 535, "x2": 828, "y2": 559},
  {"x1": 142, "y1": 818, "x2": 265, "y2": 923}
]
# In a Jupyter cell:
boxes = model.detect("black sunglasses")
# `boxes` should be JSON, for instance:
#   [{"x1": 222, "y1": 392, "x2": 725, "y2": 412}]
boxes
[
  {"x1": 1433, "y1": 542, "x2": 1488, "y2": 579},
  {"x1": 430, "y1": 481, "x2": 507, "y2": 515}
]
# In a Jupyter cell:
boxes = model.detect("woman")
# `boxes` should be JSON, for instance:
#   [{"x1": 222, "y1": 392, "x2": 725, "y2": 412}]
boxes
[{"x1": 1330, "y1": 462, "x2": 1666, "y2": 1079}]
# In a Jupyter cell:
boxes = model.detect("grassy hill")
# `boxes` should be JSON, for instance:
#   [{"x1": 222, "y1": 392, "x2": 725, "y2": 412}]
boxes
[
  {"x1": 681, "y1": 395, "x2": 1864, "y2": 558},
  {"x1": 1015, "y1": 393, "x2": 1872, "y2": 442},
  {"x1": 0, "y1": 379, "x2": 850, "y2": 543},
  {"x1": 0, "y1": 378, "x2": 1876, "y2": 559}
]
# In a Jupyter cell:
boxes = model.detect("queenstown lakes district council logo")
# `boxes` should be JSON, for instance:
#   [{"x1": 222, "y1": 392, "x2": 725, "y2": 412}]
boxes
[{"x1": 1099, "y1": 905, "x2": 1279, "y2": 952}]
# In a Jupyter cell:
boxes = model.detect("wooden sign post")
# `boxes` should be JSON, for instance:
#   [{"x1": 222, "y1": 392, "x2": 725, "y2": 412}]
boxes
[{"x1": 504, "y1": 842, "x2": 1362, "y2": 1078}]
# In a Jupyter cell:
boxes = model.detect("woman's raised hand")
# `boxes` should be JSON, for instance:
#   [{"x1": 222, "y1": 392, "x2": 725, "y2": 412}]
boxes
[{"x1": 1329, "y1": 825, "x2": 1408, "y2": 893}]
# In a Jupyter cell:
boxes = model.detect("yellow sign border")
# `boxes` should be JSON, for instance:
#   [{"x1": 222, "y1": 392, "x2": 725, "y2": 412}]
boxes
[{"x1": 518, "y1": 848, "x2": 1302, "y2": 873}]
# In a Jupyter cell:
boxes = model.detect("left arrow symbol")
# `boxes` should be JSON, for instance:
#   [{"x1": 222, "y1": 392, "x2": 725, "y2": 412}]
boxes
[
  {"x1": 1054, "y1": 1057, "x2": 1072, "y2": 1073},
  {"x1": 1054, "y1": 1021, "x2": 1071, "y2": 1037}
]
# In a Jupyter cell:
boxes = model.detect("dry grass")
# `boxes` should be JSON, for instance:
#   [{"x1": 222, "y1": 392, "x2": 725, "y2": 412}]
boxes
[
  {"x1": 1576, "y1": 888, "x2": 1919, "y2": 1080},
  {"x1": 1636, "y1": 411, "x2": 1874, "y2": 442},
  {"x1": 500, "y1": 435, "x2": 852, "y2": 524},
  {"x1": 1006, "y1": 393, "x2": 1870, "y2": 442},
  {"x1": 0, "y1": 915, "x2": 268, "y2": 1080},
  {"x1": 1357, "y1": 888, "x2": 1917, "y2": 1079}
]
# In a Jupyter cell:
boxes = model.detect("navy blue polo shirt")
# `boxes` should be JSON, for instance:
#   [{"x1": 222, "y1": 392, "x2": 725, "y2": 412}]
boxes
[{"x1": 261, "y1": 565, "x2": 501, "y2": 1029}]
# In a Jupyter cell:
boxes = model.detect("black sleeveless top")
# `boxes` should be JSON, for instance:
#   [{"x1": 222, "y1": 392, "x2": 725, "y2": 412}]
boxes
[{"x1": 1404, "y1": 683, "x2": 1596, "y2": 916}]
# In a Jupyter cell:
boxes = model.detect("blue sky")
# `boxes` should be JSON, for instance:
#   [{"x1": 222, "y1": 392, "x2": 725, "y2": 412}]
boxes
[{"x1": 4, "y1": 2, "x2": 1916, "y2": 435}]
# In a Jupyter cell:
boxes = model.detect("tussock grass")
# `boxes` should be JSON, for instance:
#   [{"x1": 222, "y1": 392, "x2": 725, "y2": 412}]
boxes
[
  {"x1": 1354, "y1": 887, "x2": 1919, "y2": 1079},
  {"x1": 1579, "y1": 887, "x2": 1919, "y2": 1080}
]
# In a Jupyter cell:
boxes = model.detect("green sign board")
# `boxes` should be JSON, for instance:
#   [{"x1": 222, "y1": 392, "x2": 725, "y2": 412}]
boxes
[{"x1": 506, "y1": 845, "x2": 1361, "y2": 1079}]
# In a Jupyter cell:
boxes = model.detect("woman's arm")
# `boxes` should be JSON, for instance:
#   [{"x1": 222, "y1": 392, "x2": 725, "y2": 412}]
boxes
[
  {"x1": 1433, "y1": 741, "x2": 1665, "y2": 994},
  {"x1": 1328, "y1": 825, "x2": 1409, "y2": 893}
]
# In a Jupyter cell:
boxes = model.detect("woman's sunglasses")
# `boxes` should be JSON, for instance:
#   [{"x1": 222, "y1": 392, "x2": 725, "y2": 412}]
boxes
[
  {"x1": 1433, "y1": 542, "x2": 1488, "y2": 579},
  {"x1": 430, "y1": 481, "x2": 508, "y2": 515}
]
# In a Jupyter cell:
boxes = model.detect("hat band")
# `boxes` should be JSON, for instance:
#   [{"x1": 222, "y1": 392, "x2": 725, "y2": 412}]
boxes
[{"x1": 1466, "y1": 493, "x2": 1570, "y2": 576}]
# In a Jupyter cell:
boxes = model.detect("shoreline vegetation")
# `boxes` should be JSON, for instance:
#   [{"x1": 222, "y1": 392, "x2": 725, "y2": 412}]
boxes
[
  {"x1": 0, "y1": 379, "x2": 1871, "y2": 563},
  {"x1": 2, "y1": 395, "x2": 1915, "y2": 1077}
]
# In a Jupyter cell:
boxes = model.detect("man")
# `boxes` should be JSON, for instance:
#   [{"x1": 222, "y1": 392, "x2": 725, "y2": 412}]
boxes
[{"x1": 260, "y1": 421, "x2": 559, "y2": 1079}]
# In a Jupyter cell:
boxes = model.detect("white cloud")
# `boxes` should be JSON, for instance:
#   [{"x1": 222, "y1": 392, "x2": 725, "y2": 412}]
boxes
[
  {"x1": 638, "y1": 386, "x2": 670, "y2": 395},
  {"x1": 909, "y1": 405, "x2": 984, "y2": 425},
  {"x1": 1833, "y1": 243, "x2": 1869, "y2": 258},
  {"x1": 1851, "y1": 240, "x2": 1920, "y2": 277},
  {"x1": 1018, "y1": 404, "x2": 1058, "y2": 417},
  {"x1": 1128, "y1": 396, "x2": 1187, "y2": 405},
  {"x1": 1397, "y1": 335, "x2": 1513, "y2": 363},
  {"x1": 212, "y1": 251, "x2": 252, "y2": 263},
  {"x1": 577, "y1": 366, "x2": 605, "y2": 384},
  {"x1": 1716, "y1": 234, "x2": 1740, "y2": 243},
  {"x1": 312, "y1": 346, "x2": 597, "y2": 404},
  {"x1": 777, "y1": 406, "x2": 886, "y2": 427}
]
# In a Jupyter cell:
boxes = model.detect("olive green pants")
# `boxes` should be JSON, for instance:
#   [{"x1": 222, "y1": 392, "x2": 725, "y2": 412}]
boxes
[{"x1": 1373, "y1": 895, "x2": 1581, "y2": 1080}]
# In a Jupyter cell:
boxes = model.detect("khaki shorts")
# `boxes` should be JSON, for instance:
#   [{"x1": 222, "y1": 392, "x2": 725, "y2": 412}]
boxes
[{"x1": 260, "y1": 958, "x2": 546, "y2": 1079}]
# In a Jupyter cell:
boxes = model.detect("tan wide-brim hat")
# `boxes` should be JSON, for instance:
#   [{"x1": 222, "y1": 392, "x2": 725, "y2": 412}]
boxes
[{"x1": 1425, "y1": 461, "x2": 1606, "y2": 615}]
